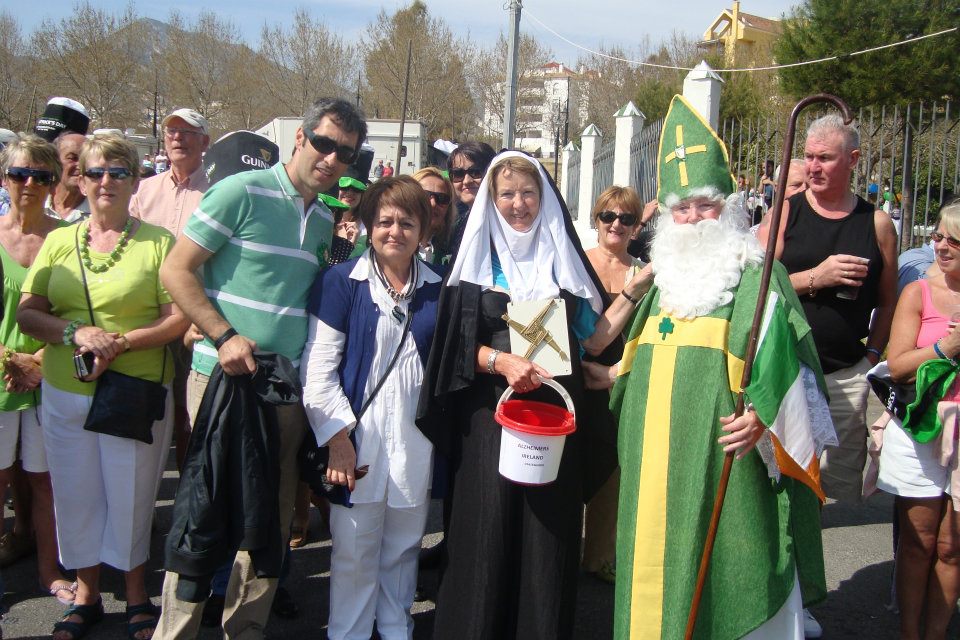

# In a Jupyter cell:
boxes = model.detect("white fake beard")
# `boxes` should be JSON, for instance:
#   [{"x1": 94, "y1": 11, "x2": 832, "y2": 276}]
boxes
[{"x1": 650, "y1": 199, "x2": 764, "y2": 319}]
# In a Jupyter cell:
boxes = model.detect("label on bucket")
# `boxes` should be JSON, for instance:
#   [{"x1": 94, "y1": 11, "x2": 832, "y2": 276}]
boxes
[{"x1": 499, "y1": 426, "x2": 566, "y2": 485}]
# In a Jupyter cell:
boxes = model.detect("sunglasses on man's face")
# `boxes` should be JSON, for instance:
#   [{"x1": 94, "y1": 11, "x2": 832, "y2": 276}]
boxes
[
  {"x1": 596, "y1": 211, "x2": 639, "y2": 226},
  {"x1": 5, "y1": 167, "x2": 55, "y2": 186},
  {"x1": 305, "y1": 130, "x2": 359, "y2": 164},
  {"x1": 83, "y1": 167, "x2": 134, "y2": 181},
  {"x1": 448, "y1": 166, "x2": 485, "y2": 183},
  {"x1": 424, "y1": 190, "x2": 451, "y2": 205}
]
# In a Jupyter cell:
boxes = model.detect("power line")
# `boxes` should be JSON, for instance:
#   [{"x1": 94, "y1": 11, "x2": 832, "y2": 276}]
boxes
[{"x1": 522, "y1": 10, "x2": 957, "y2": 74}]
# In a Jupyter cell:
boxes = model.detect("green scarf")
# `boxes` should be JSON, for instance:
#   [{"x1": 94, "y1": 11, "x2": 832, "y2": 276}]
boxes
[{"x1": 903, "y1": 358, "x2": 959, "y2": 443}]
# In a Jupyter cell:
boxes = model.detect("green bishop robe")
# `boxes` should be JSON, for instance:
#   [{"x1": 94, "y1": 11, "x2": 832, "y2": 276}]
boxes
[{"x1": 609, "y1": 261, "x2": 827, "y2": 640}]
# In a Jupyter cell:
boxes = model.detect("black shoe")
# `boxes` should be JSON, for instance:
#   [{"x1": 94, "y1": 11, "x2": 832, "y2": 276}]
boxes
[
  {"x1": 201, "y1": 593, "x2": 225, "y2": 628},
  {"x1": 418, "y1": 541, "x2": 444, "y2": 572},
  {"x1": 272, "y1": 586, "x2": 299, "y2": 619}
]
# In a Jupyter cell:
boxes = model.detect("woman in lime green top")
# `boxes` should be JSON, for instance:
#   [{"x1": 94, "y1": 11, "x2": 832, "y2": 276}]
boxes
[
  {"x1": 18, "y1": 133, "x2": 189, "y2": 640},
  {"x1": 0, "y1": 134, "x2": 75, "y2": 606}
]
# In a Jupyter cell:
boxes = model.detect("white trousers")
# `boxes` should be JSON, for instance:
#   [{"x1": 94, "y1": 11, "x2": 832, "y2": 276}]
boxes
[
  {"x1": 41, "y1": 381, "x2": 173, "y2": 571},
  {"x1": 328, "y1": 499, "x2": 429, "y2": 640}
]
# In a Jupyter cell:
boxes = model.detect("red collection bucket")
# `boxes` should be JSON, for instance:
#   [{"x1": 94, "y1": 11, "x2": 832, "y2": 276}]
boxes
[{"x1": 495, "y1": 379, "x2": 576, "y2": 485}]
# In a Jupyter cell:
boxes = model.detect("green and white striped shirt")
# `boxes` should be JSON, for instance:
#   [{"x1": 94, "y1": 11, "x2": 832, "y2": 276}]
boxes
[{"x1": 183, "y1": 163, "x2": 334, "y2": 375}]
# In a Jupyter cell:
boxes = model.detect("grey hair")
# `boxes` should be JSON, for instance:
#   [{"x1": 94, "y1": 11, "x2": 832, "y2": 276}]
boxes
[
  {"x1": 807, "y1": 114, "x2": 859, "y2": 154},
  {"x1": 301, "y1": 98, "x2": 367, "y2": 151},
  {"x1": 0, "y1": 133, "x2": 62, "y2": 183}
]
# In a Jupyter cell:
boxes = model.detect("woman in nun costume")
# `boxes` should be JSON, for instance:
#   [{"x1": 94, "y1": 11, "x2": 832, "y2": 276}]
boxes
[{"x1": 417, "y1": 151, "x2": 648, "y2": 639}]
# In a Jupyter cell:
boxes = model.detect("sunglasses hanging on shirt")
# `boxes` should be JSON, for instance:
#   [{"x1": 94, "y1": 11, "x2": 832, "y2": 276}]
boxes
[{"x1": 371, "y1": 252, "x2": 418, "y2": 323}]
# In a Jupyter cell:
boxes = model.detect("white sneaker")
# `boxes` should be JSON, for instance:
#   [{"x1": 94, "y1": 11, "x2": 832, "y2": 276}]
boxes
[{"x1": 803, "y1": 609, "x2": 823, "y2": 639}]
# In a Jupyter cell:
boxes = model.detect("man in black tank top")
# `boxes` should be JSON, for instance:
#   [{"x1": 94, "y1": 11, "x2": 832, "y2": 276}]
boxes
[{"x1": 759, "y1": 114, "x2": 899, "y2": 505}]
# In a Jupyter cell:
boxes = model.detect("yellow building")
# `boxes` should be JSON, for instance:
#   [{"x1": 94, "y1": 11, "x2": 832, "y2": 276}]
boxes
[{"x1": 700, "y1": 1, "x2": 781, "y2": 66}]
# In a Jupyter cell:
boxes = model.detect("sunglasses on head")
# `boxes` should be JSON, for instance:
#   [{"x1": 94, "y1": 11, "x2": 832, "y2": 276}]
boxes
[
  {"x1": 596, "y1": 211, "x2": 639, "y2": 226},
  {"x1": 932, "y1": 231, "x2": 960, "y2": 249},
  {"x1": 5, "y1": 167, "x2": 55, "y2": 186},
  {"x1": 305, "y1": 130, "x2": 359, "y2": 164},
  {"x1": 424, "y1": 190, "x2": 451, "y2": 205},
  {"x1": 83, "y1": 167, "x2": 134, "y2": 181},
  {"x1": 448, "y1": 166, "x2": 485, "y2": 182}
]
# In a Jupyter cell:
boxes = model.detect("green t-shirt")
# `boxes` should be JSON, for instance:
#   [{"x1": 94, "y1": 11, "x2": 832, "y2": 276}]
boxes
[
  {"x1": 22, "y1": 221, "x2": 175, "y2": 396},
  {"x1": 0, "y1": 220, "x2": 70, "y2": 411},
  {"x1": 182, "y1": 163, "x2": 332, "y2": 375}
]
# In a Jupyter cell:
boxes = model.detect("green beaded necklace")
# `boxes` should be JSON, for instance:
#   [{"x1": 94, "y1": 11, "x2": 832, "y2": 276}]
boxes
[{"x1": 80, "y1": 218, "x2": 134, "y2": 273}]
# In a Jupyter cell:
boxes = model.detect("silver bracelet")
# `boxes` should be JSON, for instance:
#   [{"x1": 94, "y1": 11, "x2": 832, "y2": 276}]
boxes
[{"x1": 486, "y1": 349, "x2": 501, "y2": 375}]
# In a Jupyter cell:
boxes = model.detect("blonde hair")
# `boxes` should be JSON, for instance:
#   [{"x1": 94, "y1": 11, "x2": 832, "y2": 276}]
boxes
[
  {"x1": 79, "y1": 133, "x2": 140, "y2": 178},
  {"x1": 413, "y1": 166, "x2": 457, "y2": 243},
  {"x1": 0, "y1": 133, "x2": 62, "y2": 183},
  {"x1": 592, "y1": 186, "x2": 642, "y2": 223},
  {"x1": 939, "y1": 200, "x2": 960, "y2": 239}
]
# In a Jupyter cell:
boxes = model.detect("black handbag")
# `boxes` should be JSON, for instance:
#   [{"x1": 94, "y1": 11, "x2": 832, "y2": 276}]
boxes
[
  {"x1": 74, "y1": 225, "x2": 167, "y2": 444},
  {"x1": 299, "y1": 307, "x2": 413, "y2": 499}
]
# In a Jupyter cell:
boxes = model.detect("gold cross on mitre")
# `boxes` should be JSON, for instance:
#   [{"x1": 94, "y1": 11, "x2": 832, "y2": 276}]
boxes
[{"x1": 663, "y1": 124, "x2": 708, "y2": 187}]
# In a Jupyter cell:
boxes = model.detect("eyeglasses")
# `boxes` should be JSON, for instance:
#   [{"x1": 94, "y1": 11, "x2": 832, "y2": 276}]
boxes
[
  {"x1": 164, "y1": 127, "x2": 203, "y2": 138},
  {"x1": 448, "y1": 166, "x2": 485, "y2": 183},
  {"x1": 304, "y1": 130, "x2": 359, "y2": 164},
  {"x1": 932, "y1": 231, "x2": 960, "y2": 249},
  {"x1": 339, "y1": 186, "x2": 363, "y2": 195},
  {"x1": 596, "y1": 211, "x2": 639, "y2": 226},
  {"x1": 83, "y1": 167, "x2": 134, "y2": 181},
  {"x1": 424, "y1": 190, "x2": 451, "y2": 205},
  {"x1": 5, "y1": 167, "x2": 55, "y2": 186}
]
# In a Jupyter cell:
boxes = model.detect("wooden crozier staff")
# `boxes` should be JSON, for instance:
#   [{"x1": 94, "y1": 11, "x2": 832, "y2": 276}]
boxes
[{"x1": 683, "y1": 94, "x2": 854, "y2": 640}]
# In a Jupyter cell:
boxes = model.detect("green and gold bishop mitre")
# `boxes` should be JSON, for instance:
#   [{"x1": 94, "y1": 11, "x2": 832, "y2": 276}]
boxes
[{"x1": 657, "y1": 95, "x2": 736, "y2": 205}]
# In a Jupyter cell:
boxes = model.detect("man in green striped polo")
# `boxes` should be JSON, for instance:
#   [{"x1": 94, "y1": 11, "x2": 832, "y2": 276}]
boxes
[
  {"x1": 587, "y1": 96, "x2": 836, "y2": 639},
  {"x1": 156, "y1": 97, "x2": 367, "y2": 640}
]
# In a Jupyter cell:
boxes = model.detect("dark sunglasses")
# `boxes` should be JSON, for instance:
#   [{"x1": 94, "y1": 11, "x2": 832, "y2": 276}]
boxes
[
  {"x1": 339, "y1": 186, "x2": 363, "y2": 194},
  {"x1": 305, "y1": 130, "x2": 359, "y2": 164},
  {"x1": 424, "y1": 190, "x2": 451, "y2": 205},
  {"x1": 83, "y1": 167, "x2": 134, "y2": 181},
  {"x1": 448, "y1": 166, "x2": 485, "y2": 182},
  {"x1": 932, "y1": 231, "x2": 960, "y2": 249},
  {"x1": 5, "y1": 167, "x2": 55, "y2": 186},
  {"x1": 596, "y1": 211, "x2": 640, "y2": 226}
]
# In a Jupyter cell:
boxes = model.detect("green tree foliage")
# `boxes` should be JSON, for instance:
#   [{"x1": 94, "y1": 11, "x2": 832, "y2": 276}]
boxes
[{"x1": 775, "y1": 0, "x2": 960, "y2": 107}]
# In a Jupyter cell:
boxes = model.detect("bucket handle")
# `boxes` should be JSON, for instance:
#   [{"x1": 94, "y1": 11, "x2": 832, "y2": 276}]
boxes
[{"x1": 497, "y1": 378, "x2": 575, "y2": 418}]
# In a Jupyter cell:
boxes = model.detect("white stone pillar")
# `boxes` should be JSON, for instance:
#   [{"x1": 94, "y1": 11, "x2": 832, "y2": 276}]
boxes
[
  {"x1": 560, "y1": 141, "x2": 578, "y2": 198},
  {"x1": 575, "y1": 124, "x2": 602, "y2": 247},
  {"x1": 682, "y1": 61, "x2": 724, "y2": 131},
  {"x1": 613, "y1": 101, "x2": 646, "y2": 187}
]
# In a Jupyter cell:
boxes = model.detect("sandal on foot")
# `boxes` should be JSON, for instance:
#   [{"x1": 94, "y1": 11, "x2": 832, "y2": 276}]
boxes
[
  {"x1": 126, "y1": 601, "x2": 160, "y2": 640},
  {"x1": 52, "y1": 598, "x2": 104, "y2": 640},
  {"x1": 47, "y1": 580, "x2": 78, "y2": 605}
]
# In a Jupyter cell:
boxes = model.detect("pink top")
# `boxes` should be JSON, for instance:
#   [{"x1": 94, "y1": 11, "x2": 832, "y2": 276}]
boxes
[
  {"x1": 917, "y1": 278, "x2": 960, "y2": 401},
  {"x1": 129, "y1": 164, "x2": 209, "y2": 239}
]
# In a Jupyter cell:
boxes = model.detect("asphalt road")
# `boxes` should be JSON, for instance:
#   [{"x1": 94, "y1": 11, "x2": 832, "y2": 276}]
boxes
[{"x1": 1, "y1": 394, "x2": 957, "y2": 639}]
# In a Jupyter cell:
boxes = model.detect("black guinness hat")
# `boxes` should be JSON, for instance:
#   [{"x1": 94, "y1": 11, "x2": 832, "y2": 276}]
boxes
[
  {"x1": 203, "y1": 131, "x2": 280, "y2": 186},
  {"x1": 34, "y1": 97, "x2": 90, "y2": 142}
]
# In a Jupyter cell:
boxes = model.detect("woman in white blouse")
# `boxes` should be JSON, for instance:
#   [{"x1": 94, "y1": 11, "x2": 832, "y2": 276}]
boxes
[{"x1": 300, "y1": 175, "x2": 443, "y2": 640}]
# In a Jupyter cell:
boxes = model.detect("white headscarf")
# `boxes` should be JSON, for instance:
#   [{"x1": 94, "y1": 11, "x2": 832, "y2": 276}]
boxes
[{"x1": 446, "y1": 151, "x2": 604, "y2": 315}]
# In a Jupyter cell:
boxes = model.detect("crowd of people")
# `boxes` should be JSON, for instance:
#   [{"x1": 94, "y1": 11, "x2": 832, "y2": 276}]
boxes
[{"x1": 0, "y1": 87, "x2": 956, "y2": 640}]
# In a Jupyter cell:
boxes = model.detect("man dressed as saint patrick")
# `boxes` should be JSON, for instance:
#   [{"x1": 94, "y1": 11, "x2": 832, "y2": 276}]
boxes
[{"x1": 585, "y1": 95, "x2": 837, "y2": 639}]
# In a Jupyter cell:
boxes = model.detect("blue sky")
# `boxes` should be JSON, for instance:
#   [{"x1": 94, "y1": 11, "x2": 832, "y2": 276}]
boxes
[{"x1": 17, "y1": 1, "x2": 799, "y2": 66}]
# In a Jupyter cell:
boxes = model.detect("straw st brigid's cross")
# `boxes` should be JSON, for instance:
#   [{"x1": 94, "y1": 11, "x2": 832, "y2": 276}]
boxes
[
  {"x1": 658, "y1": 317, "x2": 675, "y2": 340},
  {"x1": 663, "y1": 124, "x2": 708, "y2": 187}
]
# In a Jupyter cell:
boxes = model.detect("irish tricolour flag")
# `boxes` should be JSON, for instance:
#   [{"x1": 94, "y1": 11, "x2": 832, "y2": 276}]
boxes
[{"x1": 747, "y1": 291, "x2": 837, "y2": 502}]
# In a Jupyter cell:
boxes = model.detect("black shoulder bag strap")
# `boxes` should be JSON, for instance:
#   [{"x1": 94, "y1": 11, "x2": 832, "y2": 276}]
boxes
[
  {"x1": 73, "y1": 223, "x2": 166, "y2": 380},
  {"x1": 355, "y1": 308, "x2": 414, "y2": 424}
]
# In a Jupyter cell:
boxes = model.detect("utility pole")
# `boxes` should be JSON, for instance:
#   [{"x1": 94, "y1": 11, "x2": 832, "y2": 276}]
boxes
[
  {"x1": 396, "y1": 40, "x2": 413, "y2": 173},
  {"x1": 356, "y1": 71, "x2": 362, "y2": 108},
  {"x1": 563, "y1": 99, "x2": 570, "y2": 147},
  {"x1": 503, "y1": 0, "x2": 522, "y2": 150},
  {"x1": 553, "y1": 99, "x2": 561, "y2": 176}
]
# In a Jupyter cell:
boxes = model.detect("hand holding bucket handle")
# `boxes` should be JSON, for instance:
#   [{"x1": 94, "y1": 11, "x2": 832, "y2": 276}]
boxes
[{"x1": 497, "y1": 378, "x2": 576, "y2": 419}]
